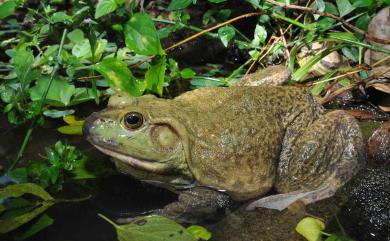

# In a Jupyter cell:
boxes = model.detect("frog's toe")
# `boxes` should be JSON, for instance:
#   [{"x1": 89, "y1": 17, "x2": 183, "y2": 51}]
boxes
[{"x1": 246, "y1": 183, "x2": 336, "y2": 211}]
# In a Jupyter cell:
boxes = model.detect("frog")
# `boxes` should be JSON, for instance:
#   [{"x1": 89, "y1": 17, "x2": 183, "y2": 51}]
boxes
[{"x1": 83, "y1": 65, "x2": 365, "y2": 222}]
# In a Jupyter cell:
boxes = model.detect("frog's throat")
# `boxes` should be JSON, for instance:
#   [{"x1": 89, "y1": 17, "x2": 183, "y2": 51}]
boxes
[{"x1": 93, "y1": 145, "x2": 170, "y2": 174}]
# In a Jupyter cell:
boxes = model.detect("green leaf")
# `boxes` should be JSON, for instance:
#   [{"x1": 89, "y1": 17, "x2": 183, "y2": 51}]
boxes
[
  {"x1": 292, "y1": 45, "x2": 345, "y2": 81},
  {"x1": 166, "y1": 0, "x2": 193, "y2": 11},
  {"x1": 325, "y1": 234, "x2": 355, "y2": 241},
  {"x1": 94, "y1": 58, "x2": 143, "y2": 96},
  {"x1": 12, "y1": 44, "x2": 34, "y2": 85},
  {"x1": 252, "y1": 24, "x2": 267, "y2": 46},
  {"x1": 311, "y1": 82, "x2": 326, "y2": 96},
  {"x1": 355, "y1": 13, "x2": 371, "y2": 31},
  {"x1": 99, "y1": 214, "x2": 197, "y2": 241},
  {"x1": 95, "y1": 0, "x2": 118, "y2": 19},
  {"x1": 30, "y1": 77, "x2": 76, "y2": 107},
  {"x1": 0, "y1": 183, "x2": 53, "y2": 201},
  {"x1": 43, "y1": 109, "x2": 75, "y2": 118},
  {"x1": 336, "y1": 0, "x2": 355, "y2": 17},
  {"x1": 351, "y1": 0, "x2": 373, "y2": 7},
  {"x1": 0, "y1": 0, "x2": 17, "y2": 19},
  {"x1": 72, "y1": 39, "x2": 91, "y2": 58},
  {"x1": 186, "y1": 225, "x2": 212, "y2": 240},
  {"x1": 218, "y1": 26, "x2": 235, "y2": 47},
  {"x1": 14, "y1": 214, "x2": 53, "y2": 241},
  {"x1": 145, "y1": 56, "x2": 167, "y2": 96},
  {"x1": 57, "y1": 125, "x2": 83, "y2": 135},
  {"x1": 191, "y1": 77, "x2": 225, "y2": 87},
  {"x1": 295, "y1": 217, "x2": 325, "y2": 241},
  {"x1": 341, "y1": 47, "x2": 358, "y2": 62},
  {"x1": 50, "y1": 12, "x2": 72, "y2": 23},
  {"x1": 0, "y1": 202, "x2": 52, "y2": 234},
  {"x1": 180, "y1": 68, "x2": 196, "y2": 79},
  {"x1": 67, "y1": 29, "x2": 84, "y2": 44},
  {"x1": 124, "y1": 13, "x2": 164, "y2": 56}
]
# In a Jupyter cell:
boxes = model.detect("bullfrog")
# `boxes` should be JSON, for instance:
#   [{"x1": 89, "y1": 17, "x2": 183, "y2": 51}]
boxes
[{"x1": 84, "y1": 66, "x2": 365, "y2": 222}]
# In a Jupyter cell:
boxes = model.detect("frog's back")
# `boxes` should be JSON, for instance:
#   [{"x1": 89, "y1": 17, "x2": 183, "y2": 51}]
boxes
[{"x1": 175, "y1": 85, "x2": 321, "y2": 200}]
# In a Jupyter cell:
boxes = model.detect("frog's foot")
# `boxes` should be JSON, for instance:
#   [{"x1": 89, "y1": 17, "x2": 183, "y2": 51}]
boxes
[
  {"x1": 245, "y1": 182, "x2": 337, "y2": 211},
  {"x1": 157, "y1": 187, "x2": 232, "y2": 224}
]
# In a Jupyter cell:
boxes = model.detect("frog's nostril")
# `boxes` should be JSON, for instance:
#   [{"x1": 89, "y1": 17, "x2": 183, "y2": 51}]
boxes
[{"x1": 83, "y1": 112, "x2": 101, "y2": 137}]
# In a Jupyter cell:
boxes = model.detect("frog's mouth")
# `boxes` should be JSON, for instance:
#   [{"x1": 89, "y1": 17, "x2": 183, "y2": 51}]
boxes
[{"x1": 93, "y1": 145, "x2": 171, "y2": 174}]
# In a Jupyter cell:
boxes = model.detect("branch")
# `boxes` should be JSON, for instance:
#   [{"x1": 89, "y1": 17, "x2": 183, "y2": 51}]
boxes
[{"x1": 265, "y1": 0, "x2": 365, "y2": 34}]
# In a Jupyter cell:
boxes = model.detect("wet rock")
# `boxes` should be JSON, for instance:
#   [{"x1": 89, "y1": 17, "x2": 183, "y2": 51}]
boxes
[
  {"x1": 209, "y1": 202, "x2": 308, "y2": 241},
  {"x1": 339, "y1": 167, "x2": 390, "y2": 241},
  {"x1": 368, "y1": 122, "x2": 390, "y2": 166}
]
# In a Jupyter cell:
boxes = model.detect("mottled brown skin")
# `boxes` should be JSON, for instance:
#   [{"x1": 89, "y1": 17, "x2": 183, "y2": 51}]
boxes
[{"x1": 84, "y1": 66, "x2": 365, "y2": 221}]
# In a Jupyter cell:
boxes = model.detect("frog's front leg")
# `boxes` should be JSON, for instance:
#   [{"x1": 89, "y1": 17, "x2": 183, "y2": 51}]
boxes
[
  {"x1": 157, "y1": 187, "x2": 232, "y2": 223},
  {"x1": 247, "y1": 110, "x2": 365, "y2": 211}
]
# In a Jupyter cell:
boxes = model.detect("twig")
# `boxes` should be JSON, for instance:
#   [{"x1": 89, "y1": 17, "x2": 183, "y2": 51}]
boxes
[
  {"x1": 165, "y1": 12, "x2": 262, "y2": 52},
  {"x1": 265, "y1": 0, "x2": 365, "y2": 34},
  {"x1": 319, "y1": 69, "x2": 389, "y2": 105}
]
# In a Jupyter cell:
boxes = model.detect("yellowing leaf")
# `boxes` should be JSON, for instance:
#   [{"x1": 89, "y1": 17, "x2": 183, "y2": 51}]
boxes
[
  {"x1": 57, "y1": 125, "x2": 83, "y2": 135},
  {"x1": 63, "y1": 115, "x2": 84, "y2": 126},
  {"x1": 186, "y1": 225, "x2": 212, "y2": 240},
  {"x1": 295, "y1": 217, "x2": 325, "y2": 241}
]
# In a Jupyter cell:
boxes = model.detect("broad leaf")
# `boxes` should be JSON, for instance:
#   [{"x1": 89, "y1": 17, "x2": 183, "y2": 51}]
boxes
[
  {"x1": 94, "y1": 58, "x2": 143, "y2": 96},
  {"x1": 14, "y1": 214, "x2": 53, "y2": 240},
  {"x1": 252, "y1": 24, "x2": 267, "y2": 46},
  {"x1": 0, "y1": 0, "x2": 17, "y2": 19},
  {"x1": 124, "y1": 13, "x2": 164, "y2": 56},
  {"x1": 295, "y1": 217, "x2": 325, "y2": 241},
  {"x1": 145, "y1": 56, "x2": 167, "y2": 96},
  {"x1": 0, "y1": 183, "x2": 53, "y2": 201},
  {"x1": 336, "y1": 0, "x2": 355, "y2": 17},
  {"x1": 12, "y1": 44, "x2": 34, "y2": 86},
  {"x1": 95, "y1": 0, "x2": 119, "y2": 19},
  {"x1": 30, "y1": 77, "x2": 76, "y2": 107},
  {"x1": 218, "y1": 26, "x2": 235, "y2": 47},
  {"x1": 99, "y1": 214, "x2": 197, "y2": 241},
  {"x1": 166, "y1": 0, "x2": 192, "y2": 11}
]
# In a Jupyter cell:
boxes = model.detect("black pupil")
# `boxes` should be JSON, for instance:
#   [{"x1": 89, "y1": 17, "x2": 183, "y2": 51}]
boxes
[{"x1": 126, "y1": 114, "x2": 140, "y2": 125}]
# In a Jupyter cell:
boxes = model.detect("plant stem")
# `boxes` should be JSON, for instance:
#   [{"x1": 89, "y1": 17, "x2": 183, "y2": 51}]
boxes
[{"x1": 8, "y1": 28, "x2": 68, "y2": 172}]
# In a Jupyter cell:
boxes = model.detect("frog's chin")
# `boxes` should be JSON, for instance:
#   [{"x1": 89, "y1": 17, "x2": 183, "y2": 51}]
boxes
[{"x1": 93, "y1": 145, "x2": 170, "y2": 174}]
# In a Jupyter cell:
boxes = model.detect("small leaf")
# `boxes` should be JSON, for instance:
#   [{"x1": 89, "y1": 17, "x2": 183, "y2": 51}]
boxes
[
  {"x1": 57, "y1": 125, "x2": 83, "y2": 135},
  {"x1": 99, "y1": 214, "x2": 197, "y2": 241},
  {"x1": 145, "y1": 56, "x2": 167, "y2": 96},
  {"x1": 252, "y1": 24, "x2": 267, "y2": 46},
  {"x1": 30, "y1": 77, "x2": 76, "y2": 107},
  {"x1": 63, "y1": 115, "x2": 85, "y2": 126},
  {"x1": 67, "y1": 29, "x2": 84, "y2": 44},
  {"x1": 352, "y1": 0, "x2": 373, "y2": 8},
  {"x1": 50, "y1": 12, "x2": 72, "y2": 23},
  {"x1": 124, "y1": 13, "x2": 164, "y2": 56},
  {"x1": 295, "y1": 217, "x2": 325, "y2": 241},
  {"x1": 336, "y1": 0, "x2": 355, "y2": 17},
  {"x1": 95, "y1": 0, "x2": 118, "y2": 19},
  {"x1": 43, "y1": 109, "x2": 75, "y2": 118},
  {"x1": 186, "y1": 225, "x2": 212, "y2": 240},
  {"x1": 311, "y1": 82, "x2": 326, "y2": 96},
  {"x1": 0, "y1": 0, "x2": 17, "y2": 19},
  {"x1": 218, "y1": 26, "x2": 235, "y2": 47},
  {"x1": 166, "y1": 0, "x2": 192, "y2": 11},
  {"x1": 355, "y1": 13, "x2": 371, "y2": 31},
  {"x1": 12, "y1": 44, "x2": 34, "y2": 85},
  {"x1": 0, "y1": 183, "x2": 53, "y2": 201},
  {"x1": 191, "y1": 77, "x2": 225, "y2": 87},
  {"x1": 180, "y1": 68, "x2": 196, "y2": 79},
  {"x1": 94, "y1": 58, "x2": 143, "y2": 96},
  {"x1": 14, "y1": 214, "x2": 53, "y2": 241}
]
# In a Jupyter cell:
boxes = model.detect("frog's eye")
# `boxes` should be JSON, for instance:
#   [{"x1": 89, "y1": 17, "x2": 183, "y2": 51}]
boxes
[{"x1": 123, "y1": 112, "x2": 143, "y2": 129}]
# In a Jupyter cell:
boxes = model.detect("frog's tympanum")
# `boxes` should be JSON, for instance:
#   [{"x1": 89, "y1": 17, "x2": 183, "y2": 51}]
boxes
[{"x1": 84, "y1": 66, "x2": 365, "y2": 222}]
